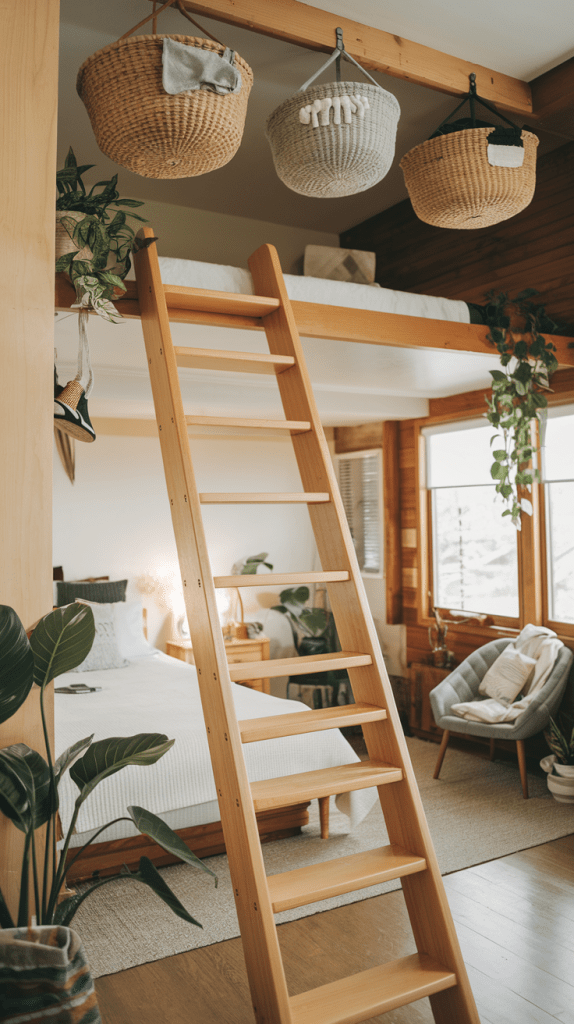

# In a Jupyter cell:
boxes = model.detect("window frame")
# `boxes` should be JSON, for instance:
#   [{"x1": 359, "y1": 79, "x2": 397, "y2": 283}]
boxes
[
  {"x1": 421, "y1": 423, "x2": 522, "y2": 630},
  {"x1": 335, "y1": 447, "x2": 384, "y2": 580},
  {"x1": 539, "y1": 401, "x2": 574, "y2": 638}
]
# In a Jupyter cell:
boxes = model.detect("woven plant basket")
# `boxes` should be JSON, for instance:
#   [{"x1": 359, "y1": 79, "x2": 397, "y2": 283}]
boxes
[
  {"x1": 77, "y1": 35, "x2": 253, "y2": 179},
  {"x1": 266, "y1": 80, "x2": 400, "y2": 198},
  {"x1": 400, "y1": 127, "x2": 538, "y2": 229}
]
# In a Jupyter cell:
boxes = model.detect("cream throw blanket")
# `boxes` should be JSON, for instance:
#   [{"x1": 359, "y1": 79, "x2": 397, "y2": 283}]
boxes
[{"x1": 451, "y1": 625, "x2": 563, "y2": 723}]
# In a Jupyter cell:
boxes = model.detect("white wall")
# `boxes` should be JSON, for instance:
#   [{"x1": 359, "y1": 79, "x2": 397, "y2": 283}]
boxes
[
  {"x1": 53, "y1": 425, "x2": 316, "y2": 693},
  {"x1": 133, "y1": 198, "x2": 339, "y2": 274}
]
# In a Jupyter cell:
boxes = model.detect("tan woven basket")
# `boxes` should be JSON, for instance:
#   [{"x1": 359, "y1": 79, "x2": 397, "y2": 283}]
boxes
[
  {"x1": 266, "y1": 80, "x2": 400, "y2": 199},
  {"x1": 400, "y1": 127, "x2": 538, "y2": 229},
  {"x1": 77, "y1": 35, "x2": 253, "y2": 179}
]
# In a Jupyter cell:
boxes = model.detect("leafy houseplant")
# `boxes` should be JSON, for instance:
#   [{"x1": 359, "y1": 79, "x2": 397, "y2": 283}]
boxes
[
  {"x1": 484, "y1": 289, "x2": 560, "y2": 527},
  {"x1": 541, "y1": 713, "x2": 574, "y2": 802},
  {"x1": 0, "y1": 602, "x2": 216, "y2": 932},
  {"x1": 229, "y1": 552, "x2": 274, "y2": 639},
  {"x1": 272, "y1": 587, "x2": 346, "y2": 702},
  {"x1": 544, "y1": 714, "x2": 574, "y2": 768},
  {"x1": 55, "y1": 147, "x2": 149, "y2": 323}
]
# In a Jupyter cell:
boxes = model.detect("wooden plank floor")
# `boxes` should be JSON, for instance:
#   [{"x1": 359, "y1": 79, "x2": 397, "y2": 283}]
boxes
[{"x1": 95, "y1": 835, "x2": 574, "y2": 1023}]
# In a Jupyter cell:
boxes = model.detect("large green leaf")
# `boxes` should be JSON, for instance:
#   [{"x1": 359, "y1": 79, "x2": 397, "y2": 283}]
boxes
[
  {"x1": 0, "y1": 886, "x2": 15, "y2": 928},
  {"x1": 0, "y1": 606, "x2": 34, "y2": 725},
  {"x1": 0, "y1": 744, "x2": 55, "y2": 832},
  {"x1": 128, "y1": 806, "x2": 217, "y2": 883},
  {"x1": 135, "y1": 857, "x2": 203, "y2": 925},
  {"x1": 54, "y1": 734, "x2": 93, "y2": 786},
  {"x1": 30, "y1": 603, "x2": 95, "y2": 688},
  {"x1": 299, "y1": 607, "x2": 329, "y2": 637},
  {"x1": 70, "y1": 734, "x2": 175, "y2": 804},
  {"x1": 0, "y1": 753, "x2": 30, "y2": 829}
]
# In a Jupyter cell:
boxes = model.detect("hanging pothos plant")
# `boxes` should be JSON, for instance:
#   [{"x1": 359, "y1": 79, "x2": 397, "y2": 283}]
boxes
[
  {"x1": 484, "y1": 288, "x2": 559, "y2": 528},
  {"x1": 55, "y1": 147, "x2": 153, "y2": 322}
]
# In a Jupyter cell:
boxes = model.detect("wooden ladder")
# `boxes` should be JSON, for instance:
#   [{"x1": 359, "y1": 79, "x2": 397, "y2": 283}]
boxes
[{"x1": 134, "y1": 229, "x2": 480, "y2": 1024}]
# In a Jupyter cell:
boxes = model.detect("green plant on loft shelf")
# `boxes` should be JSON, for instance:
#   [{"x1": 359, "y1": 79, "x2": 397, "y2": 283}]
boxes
[
  {"x1": 484, "y1": 289, "x2": 560, "y2": 528},
  {"x1": 55, "y1": 147, "x2": 153, "y2": 323}
]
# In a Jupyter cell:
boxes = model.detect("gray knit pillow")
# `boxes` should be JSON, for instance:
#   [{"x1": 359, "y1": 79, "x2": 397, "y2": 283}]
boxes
[
  {"x1": 70, "y1": 602, "x2": 128, "y2": 673},
  {"x1": 56, "y1": 579, "x2": 127, "y2": 606}
]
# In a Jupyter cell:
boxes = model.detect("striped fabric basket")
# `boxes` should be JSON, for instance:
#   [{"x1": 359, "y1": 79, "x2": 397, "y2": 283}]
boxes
[{"x1": 0, "y1": 926, "x2": 101, "y2": 1024}]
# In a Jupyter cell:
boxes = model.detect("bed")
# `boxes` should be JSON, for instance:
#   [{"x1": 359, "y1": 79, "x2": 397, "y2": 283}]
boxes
[{"x1": 55, "y1": 645, "x2": 378, "y2": 883}]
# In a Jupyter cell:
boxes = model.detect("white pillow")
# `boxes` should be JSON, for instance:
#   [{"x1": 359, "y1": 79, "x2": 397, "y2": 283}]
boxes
[
  {"x1": 114, "y1": 601, "x2": 155, "y2": 658},
  {"x1": 71, "y1": 602, "x2": 129, "y2": 673},
  {"x1": 478, "y1": 646, "x2": 536, "y2": 706}
]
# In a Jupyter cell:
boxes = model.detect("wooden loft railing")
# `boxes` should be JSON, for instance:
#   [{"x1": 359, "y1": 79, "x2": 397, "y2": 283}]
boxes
[{"x1": 55, "y1": 273, "x2": 574, "y2": 365}]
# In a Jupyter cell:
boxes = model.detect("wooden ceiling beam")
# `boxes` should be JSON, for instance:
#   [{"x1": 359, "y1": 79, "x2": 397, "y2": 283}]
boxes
[{"x1": 163, "y1": 0, "x2": 532, "y2": 115}]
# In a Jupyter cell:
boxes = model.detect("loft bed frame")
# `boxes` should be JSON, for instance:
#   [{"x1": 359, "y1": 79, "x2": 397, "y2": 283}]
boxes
[
  {"x1": 54, "y1": 246, "x2": 573, "y2": 882},
  {"x1": 55, "y1": 272, "x2": 574, "y2": 366}
]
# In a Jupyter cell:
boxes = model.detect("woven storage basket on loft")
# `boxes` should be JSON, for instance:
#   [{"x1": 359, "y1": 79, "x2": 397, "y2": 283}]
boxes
[
  {"x1": 266, "y1": 28, "x2": 400, "y2": 198},
  {"x1": 76, "y1": 0, "x2": 253, "y2": 179},
  {"x1": 400, "y1": 74, "x2": 538, "y2": 229}
]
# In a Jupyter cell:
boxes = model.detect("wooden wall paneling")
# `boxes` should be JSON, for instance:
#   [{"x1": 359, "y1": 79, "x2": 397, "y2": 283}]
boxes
[
  {"x1": 334, "y1": 423, "x2": 383, "y2": 453},
  {"x1": 341, "y1": 141, "x2": 574, "y2": 325},
  {"x1": 0, "y1": 0, "x2": 60, "y2": 919},
  {"x1": 172, "y1": 0, "x2": 532, "y2": 113},
  {"x1": 382, "y1": 421, "x2": 402, "y2": 625},
  {"x1": 530, "y1": 56, "x2": 574, "y2": 135}
]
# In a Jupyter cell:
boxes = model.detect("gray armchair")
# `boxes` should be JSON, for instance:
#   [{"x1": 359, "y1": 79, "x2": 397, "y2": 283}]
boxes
[{"x1": 429, "y1": 637, "x2": 573, "y2": 798}]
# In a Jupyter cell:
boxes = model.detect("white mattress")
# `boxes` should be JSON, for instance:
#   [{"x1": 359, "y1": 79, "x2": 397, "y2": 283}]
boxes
[
  {"x1": 142, "y1": 257, "x2": 470, "y2": 324},
  {"x1": 55, "y1": 652, "x2": 377, "y2": 848}
]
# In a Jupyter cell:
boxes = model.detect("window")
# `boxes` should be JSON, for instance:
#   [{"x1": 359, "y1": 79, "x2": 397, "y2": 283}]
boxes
[
  {"x1": 336, "y1": 449, "x2": 383, "y2": 576},
  {"x1": 423, "y1": 419, "x2": 519, "y2": 621},
  {"x1": 542, "y1": 405, "x2": 574, "y2": 626}
]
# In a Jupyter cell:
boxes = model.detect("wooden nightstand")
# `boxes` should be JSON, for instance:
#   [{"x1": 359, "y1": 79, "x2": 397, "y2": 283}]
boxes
[
  {"x1": 408, "y1": 663, "x2": 450, "y2": 740},
  {"x1": 166, "y1": 636, "x2": 271, "y2": 694}
]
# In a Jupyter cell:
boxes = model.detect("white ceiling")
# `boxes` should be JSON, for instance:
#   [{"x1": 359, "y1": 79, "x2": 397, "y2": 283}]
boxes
[{"x1": 56, "y1": 1, "x2": 573, "y2": 422}]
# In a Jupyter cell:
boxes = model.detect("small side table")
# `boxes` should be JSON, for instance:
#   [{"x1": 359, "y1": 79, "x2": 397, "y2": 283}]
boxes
[
  {"x1": 166, "y1": 636, "x2": 271, "y2": 694},
  {"x1": 408, "y1": 662, "x2": 450, "y2": 740}
]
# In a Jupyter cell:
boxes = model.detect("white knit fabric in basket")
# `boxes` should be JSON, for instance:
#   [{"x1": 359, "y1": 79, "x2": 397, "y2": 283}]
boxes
[{"x1": 266, "y1": 80, "x2": 400, "y2": 198}]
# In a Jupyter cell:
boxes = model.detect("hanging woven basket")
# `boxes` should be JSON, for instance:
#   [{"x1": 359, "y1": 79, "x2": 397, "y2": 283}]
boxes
[
  {"x1": 76, "y1": 1, "x2": 252, "y2": 179},
  {"x1": 400, "y1": 76, "x2": 538, "y2": 229},
  {"x1": 266, "y1": 29, "x2": 400, "y2": 198}
]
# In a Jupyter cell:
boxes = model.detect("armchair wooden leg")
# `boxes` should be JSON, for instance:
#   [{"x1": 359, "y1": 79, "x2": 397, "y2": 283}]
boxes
[
  {"x1": 318, "y1": 795, "x2": 330, "y2": 838},
  {"x1": 433, "y1": 730, "x2": 450, "y2": 779},
  {"x1": 489, "y1": 738, "x2": 496, "y2": 761},
  {"x1": 516, "y1": 739, "x2": 529, "y2": 799}
]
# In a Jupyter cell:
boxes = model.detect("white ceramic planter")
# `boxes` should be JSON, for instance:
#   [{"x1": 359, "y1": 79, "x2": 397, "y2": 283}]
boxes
[{"x1": 540, "y1": 755, "x2": 574, "y2": 802}]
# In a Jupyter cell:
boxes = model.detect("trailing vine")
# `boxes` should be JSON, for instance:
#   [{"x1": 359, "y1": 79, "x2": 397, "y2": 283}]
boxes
[{"x1": 484, "y1": 289, "x2": 560, "y2": 528}]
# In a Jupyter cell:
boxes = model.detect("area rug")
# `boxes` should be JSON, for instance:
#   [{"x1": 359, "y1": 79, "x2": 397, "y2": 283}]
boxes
[{"x1": 73, "y1": 737, "x2": 574, "y2": 977}]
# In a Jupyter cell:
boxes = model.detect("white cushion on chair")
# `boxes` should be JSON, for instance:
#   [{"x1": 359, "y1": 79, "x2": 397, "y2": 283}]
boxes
[{"x1": 478, "y1": 646, "x2": 536, "y2": 705}]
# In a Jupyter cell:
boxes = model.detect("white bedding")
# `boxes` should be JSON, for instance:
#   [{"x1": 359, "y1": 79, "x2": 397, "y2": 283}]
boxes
[
  {"x1": 145, "y1": 257, "x2": 471, "y2": 324},
  {"x1": 55, "y1": 652, "x2": 377, "y2": 848}
]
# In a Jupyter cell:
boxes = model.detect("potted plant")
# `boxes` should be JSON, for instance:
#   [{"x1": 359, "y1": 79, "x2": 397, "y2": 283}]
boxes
[
  {"x1": 56, "y1": 147, "x2": 149, "y2": 323},
  {"x1": 540, "y1": 713, "x2": 574, "y2": 803},
  {"x1": 0, "y1": 602, "x2": 216, "y2": 1021},
  {"x1": 229, "y1": 552, "x2": 273, "y2": 639},
  {"x1": 272, "y1": 586, "x2": 346, "y2": 704}
]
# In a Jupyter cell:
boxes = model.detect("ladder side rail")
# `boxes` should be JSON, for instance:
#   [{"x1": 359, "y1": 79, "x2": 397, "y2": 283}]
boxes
[
  {"x1": 134, "y1": 229, "x2": 292, "y2": 1024},
  {"x1": 249, "y1": 244, "x2": 480, "y2": 1024}
]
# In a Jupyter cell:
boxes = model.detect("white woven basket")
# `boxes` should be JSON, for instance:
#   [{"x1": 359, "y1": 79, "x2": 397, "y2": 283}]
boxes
[{"x1": 266, "y1": 80, "x2": 400, "y2": 199}]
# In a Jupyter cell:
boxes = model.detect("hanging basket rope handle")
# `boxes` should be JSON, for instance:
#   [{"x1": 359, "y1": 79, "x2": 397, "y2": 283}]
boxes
[{"x1": 118, "y1": 0, "x2": 224, "y2": 45}]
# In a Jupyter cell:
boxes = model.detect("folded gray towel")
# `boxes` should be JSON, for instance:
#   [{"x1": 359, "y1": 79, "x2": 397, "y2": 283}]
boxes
[{"x1": 162, "y1": 37, "x2": 242, "y2": 95}]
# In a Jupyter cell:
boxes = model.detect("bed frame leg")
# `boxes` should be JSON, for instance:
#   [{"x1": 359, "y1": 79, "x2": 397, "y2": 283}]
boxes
[{"x1": 318, "y1": 795, "x2": 330, "y2": 838}]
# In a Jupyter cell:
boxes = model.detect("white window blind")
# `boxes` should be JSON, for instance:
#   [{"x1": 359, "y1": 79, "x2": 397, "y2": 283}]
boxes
[{"x1": 337, "y1": 450, "x2": 382, "y2": 576}]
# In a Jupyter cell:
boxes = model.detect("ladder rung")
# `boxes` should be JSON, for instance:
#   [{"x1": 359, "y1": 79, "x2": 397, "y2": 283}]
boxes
[
  {"x1": 175, "y1": 346, "x2": 295, "y2": 375},
  {"x1": 199, "y1": 493, "x2": 330, "y2": 504},
  {"x1": 214, "y1": 571, "x2": 350, "y2": 589},
  {"x1": 164, "y1": 285, "x2": 279, "y2": 318},
  {"x1": 289, "y1": 953, "x2": 457, "y2": 1024},
  {"x1": 229, "y1": 651, "x2": 372, "y2": 683},
  {"x1": 251, "y1": 759, "x2": 401, "y2": 811},
  {"x1": 267, "y1": 845, "x2": 426, "y2": 913},
  {"x1": 186, "y1": 415, "x2": 310, "y2": 433},
  {"x1": 239, "y1": 703, "x2": 386, "y2": 743}
]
